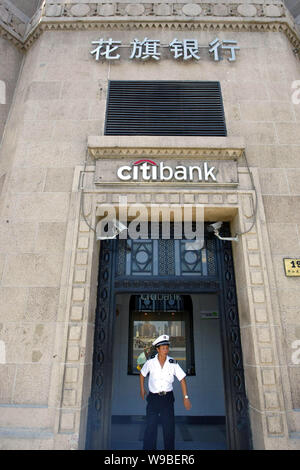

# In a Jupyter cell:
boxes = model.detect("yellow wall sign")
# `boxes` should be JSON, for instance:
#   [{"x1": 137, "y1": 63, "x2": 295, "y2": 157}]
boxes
[{"x1": 283, "y1": 258, "x2": 300, "y2": 277}]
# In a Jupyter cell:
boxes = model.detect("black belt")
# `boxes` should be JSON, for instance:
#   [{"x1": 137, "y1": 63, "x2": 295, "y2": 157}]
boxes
[{"x1": 150, "y1": 391, "x2": 172, "y2": 396}]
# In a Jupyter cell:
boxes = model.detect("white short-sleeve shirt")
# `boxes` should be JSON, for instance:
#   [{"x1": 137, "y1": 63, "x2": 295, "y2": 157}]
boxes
[{"x1": 140, "y1": 355, "x2": 186, "y2": 393}]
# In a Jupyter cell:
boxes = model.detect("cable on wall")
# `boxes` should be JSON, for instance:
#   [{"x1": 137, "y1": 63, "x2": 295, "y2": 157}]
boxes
[
  {"x1": 79, "y1": 148, "x2": 97, "y2": 234},
  {"x1": 235, "y1": 149, "x2": 258, "y2": 236}
]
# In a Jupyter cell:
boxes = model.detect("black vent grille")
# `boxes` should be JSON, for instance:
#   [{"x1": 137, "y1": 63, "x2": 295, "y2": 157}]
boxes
[{"x1": 105, "y1": 81, "x2": 227, "y2": 136}]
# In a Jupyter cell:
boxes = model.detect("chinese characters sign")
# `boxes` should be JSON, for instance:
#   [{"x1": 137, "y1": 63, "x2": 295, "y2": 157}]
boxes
[{"x1": 90, "y1": 37, "x2": 240, "y2": 62}]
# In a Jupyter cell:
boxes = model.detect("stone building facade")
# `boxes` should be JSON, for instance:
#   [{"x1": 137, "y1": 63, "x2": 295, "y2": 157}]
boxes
[{"x1": 0, "y1": 0, "x2": 300, "y2": 450}]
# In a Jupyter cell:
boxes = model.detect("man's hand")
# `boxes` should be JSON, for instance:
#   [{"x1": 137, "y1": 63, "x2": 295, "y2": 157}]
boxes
[
  {"x1": 183, "y1": 397, "x2": 192, "y2": 411},
  {"x1": 140, "y1": 389, "x2": 147, "y2": 400}
]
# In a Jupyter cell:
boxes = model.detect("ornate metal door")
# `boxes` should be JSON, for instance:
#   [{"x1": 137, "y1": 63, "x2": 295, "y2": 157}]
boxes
[
  {"x1": 217, "y1": 225, "x2": 253, "y2": 449},
  {"x1": 85, "y1": 224, "x2": 252, "y2": 449},
  {"x1": 85, "y1": 239, "x2": 117, "y2": 450}
]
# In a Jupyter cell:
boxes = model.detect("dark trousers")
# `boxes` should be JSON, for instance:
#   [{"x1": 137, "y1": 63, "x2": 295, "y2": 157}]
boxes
[{"x1": 143, "y1": 391, "x2": 175, "y2": 450}]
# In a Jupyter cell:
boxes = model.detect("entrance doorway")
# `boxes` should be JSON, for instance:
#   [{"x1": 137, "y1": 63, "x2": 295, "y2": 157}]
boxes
[
  {"x1": 85, "y1": 224, "x2": 252, "y2": 450},
  {"x1": 111, "y1": 292, "x2": 227, "y2": 450}
]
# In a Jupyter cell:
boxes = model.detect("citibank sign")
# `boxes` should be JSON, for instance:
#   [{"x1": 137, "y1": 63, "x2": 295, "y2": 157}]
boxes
[{"x1": 117, "y1": 159, "x2": 217, "y2": 182}]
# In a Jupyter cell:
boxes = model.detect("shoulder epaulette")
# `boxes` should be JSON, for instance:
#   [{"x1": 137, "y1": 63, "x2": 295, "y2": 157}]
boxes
[
  {"x1": 148, "y1": 354, "x2": 156, "y2": 360},
  {"x1": 169, "y1": 358, "x2": 177, "y2": 364}
]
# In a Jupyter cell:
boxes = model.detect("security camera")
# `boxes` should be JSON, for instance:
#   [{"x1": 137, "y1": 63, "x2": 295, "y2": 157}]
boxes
[
  {"x1": 207, "y1": 221, "x2": 239, "y2": 242},
  {"x1": 96, "y1": 218, "x2": 127, "y2": 240},
  {"x1": 208, "y1": 221, "x2": 223, "y2": 232}
]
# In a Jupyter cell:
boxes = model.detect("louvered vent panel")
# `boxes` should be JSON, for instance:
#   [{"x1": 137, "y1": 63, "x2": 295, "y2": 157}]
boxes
[{"x1": 105, "y1": 81, "x2": 227, "y2": 136}]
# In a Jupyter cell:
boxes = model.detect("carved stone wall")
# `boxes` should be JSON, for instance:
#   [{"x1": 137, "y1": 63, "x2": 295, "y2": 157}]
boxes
[{"x1": 0, "y1": 1, "x2": 299, "y2": 57}]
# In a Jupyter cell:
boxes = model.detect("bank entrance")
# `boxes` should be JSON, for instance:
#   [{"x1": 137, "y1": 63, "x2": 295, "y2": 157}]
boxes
[{"x1": 85, "y1": 224, "x2": 252, "y2": 450}]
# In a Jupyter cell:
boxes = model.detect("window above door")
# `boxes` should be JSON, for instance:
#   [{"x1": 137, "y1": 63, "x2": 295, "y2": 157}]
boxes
[{"x1": 116, "y1": 237, "x2": 217, "y2": 278}]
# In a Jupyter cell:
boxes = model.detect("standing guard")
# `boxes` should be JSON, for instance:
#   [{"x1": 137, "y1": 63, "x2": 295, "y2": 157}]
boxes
[{"x1": 139, "y1": 334, "x2": 192, "y2": 450}]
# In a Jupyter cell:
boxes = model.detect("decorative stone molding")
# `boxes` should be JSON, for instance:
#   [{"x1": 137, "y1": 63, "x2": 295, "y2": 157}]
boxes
[
  {"x1": 24, "y1": 2, "x2": 46, "y2": 37},
  {"x1": 44, "y1": 2, "x2": 286, "y2": 20},
  {"x1": 88, "y1": 136, "x2": 246, "y2": 160},
  {"x1": 236, "y1": 170, "x2": 289, "y2": 439},
  {"x1": 58, "y1": 189, "x2": 96, "y2": 436},
  {"x1": 0, "y1": 0, "x2": 29, "y2": 42},
  {"x1": 0, "y1": 1, "x2": 299, "y2": 59}
]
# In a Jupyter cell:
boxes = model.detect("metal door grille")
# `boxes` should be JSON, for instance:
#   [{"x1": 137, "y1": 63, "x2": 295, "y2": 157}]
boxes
[{"x1": 105, "y1": 81, "x2": 227, "y2": 136}]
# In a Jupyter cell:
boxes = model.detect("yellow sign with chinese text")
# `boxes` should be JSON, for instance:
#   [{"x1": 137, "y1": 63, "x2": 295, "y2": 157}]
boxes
[{"x1": 284, "y1": 258, "x2": 300, "y2": 277}]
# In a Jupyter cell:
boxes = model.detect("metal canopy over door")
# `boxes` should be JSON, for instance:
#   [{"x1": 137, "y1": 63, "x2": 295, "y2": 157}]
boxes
[{"x1": 85, "y1": 224, "x2": 252, "y2": 449}]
